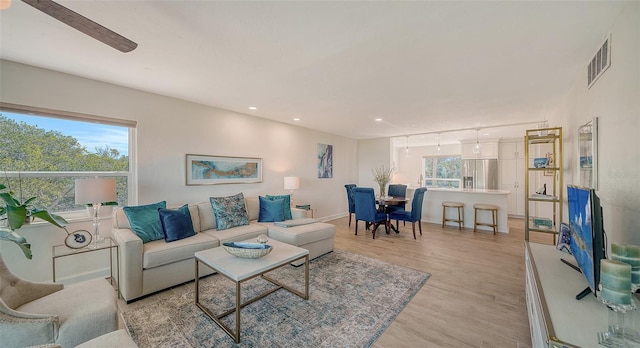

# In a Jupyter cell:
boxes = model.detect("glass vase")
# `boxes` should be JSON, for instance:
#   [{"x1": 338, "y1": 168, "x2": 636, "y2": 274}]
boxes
[{"x1": 379, "y1": 184, "x2": 386, "y2": 198}]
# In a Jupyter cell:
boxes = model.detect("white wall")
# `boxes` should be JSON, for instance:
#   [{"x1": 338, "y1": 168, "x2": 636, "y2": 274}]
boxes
[
  {"x1": 561, "y1": 2, "x2": 640, "y2": 247},
  {"x1": 0, "y1": 60, "x2": 358, "y2": 281},
  {"x1": 357, "y1": 137, "x2": 392, "y2": 195}
]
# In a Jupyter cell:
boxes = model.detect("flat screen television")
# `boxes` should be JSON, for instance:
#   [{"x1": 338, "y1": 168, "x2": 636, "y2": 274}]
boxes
[{"x1": 565, "y1": 185, "x2": 607, "y2": 300}]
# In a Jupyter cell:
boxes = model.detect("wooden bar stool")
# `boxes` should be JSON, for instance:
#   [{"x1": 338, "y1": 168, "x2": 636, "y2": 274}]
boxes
[
  {"x1": 442, "y1": 201, "x2": 464, "y2": 230},
  {"x1": 473, "y1": 204, "x2": 498, "y2": 234}
]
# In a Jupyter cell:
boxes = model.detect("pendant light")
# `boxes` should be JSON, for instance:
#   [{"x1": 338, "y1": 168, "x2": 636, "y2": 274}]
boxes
[
  {"x1": 436, "y1": 133, "x2": 441, "y2": 152},
  {"x1": 405, "y1": 136, "x2": 410, "y2": 156},
  {"x1": 472, "y1": 129, "x2": 481, "y2": 154}
]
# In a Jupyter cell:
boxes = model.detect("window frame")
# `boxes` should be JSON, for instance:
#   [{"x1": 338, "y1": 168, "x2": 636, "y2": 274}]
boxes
[{"x1": 0, "y1": 103, "x2": 136, "y2": 220}]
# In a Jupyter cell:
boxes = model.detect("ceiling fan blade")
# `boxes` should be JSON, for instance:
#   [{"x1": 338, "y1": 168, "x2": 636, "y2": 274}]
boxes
[{"x1": 21, "y1": 0, "x2": 137, "y2": 53}]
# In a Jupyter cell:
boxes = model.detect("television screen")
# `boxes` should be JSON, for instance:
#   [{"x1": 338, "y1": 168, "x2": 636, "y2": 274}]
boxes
[{"x1": 567, "y1": 185, "x2": 605, "y2": 299}]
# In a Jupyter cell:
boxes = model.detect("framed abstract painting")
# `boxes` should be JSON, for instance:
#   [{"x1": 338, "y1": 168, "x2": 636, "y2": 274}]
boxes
[
  {"x1": 186, "y1": 154, "x2": 262, "y2": 185},
  {"x1": 318, "y1": 144, "x2": 333, "y2": 178}
]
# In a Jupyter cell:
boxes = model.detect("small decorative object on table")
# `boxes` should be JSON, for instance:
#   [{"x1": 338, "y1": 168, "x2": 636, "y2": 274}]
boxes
[
  {"x1": 611, "y1": 243, "x2": 640, "y2": 292},
  {"x1": 223, "y1": 242, "x2": 272, "y2": 259},
  {"x1": 257, "y1": 234, "x2": 269, "y2": 244},
  {"x1": 597, "y1": 258, "x2": 640, "y2": 346},
  {"x1": 64, "y1": 229, "x2": 93, "y2": 249}
]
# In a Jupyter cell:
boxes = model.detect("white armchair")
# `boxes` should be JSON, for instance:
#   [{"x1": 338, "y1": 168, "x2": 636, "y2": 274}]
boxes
[{"x1": 0, "y1": 255, "x2": 118, "y2": 347}]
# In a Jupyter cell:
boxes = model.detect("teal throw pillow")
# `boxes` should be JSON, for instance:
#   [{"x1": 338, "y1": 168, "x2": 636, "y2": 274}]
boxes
[
  {"x1": 209, "y1": 193, "x2": 249, "y2": 230},
  {"x1": 258, "y1": 196, "x2": 285, "y2": 222},
  {"x1": 158, "y1": 204, "x2": 196, "y2": 243},
  {"x1": 123, "y1": 201, "x2": 167, "y2": 243},
  {"x1": 265, "y1": 194, "x2": 292, "y2": 220}
]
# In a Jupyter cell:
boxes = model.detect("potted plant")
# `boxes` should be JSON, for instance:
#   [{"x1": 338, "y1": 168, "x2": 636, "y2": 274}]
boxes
[
  {"x1": 372, "y1": 166, "x2": 394, "y2": 197},
  {"x1": 0, "y1": 183, "x2": 68, "y2": 259}
]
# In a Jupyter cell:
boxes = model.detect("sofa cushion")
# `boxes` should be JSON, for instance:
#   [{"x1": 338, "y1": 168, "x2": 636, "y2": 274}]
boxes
[
  {"x1": 159, "y1": 204, "x2": 196, "y2": 242},
  {"x1": 258, "y1": 196, "x2": 285, "y2": 222},
  {"x1": 201, "y1": 222, "x2": 268, "y2": 244},
  {"x1": 245, "y1": 196, "x2": 259, "y2": 221},
  {"x1": 209, "y1": 193, "x2": 249, "y2": 230},
  {"x1": 262, "y1": 221, "x2": 336, "y2": 246},
  {"x1": 123, "y1": 201, "x2": 167, "y2": 243},
  {"x1": 265, "y1": 194, "x2": 292, "y2": 220},
  {"x1": 142, "y1": 233, "x2": 218, "y2": 269}
]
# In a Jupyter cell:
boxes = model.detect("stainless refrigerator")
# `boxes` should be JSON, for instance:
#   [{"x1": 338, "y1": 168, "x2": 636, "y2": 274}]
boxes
[{"x1": 461, "y1": 159, "x2": 498, "y2": 190}]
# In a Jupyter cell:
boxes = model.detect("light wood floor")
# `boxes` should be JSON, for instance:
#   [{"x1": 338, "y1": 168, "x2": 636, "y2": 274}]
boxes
[
  {"x1": 118, "y1": 217, "x2": 555, "y2": 347},
  {"x1": 334, "y1": 216, "x2": 555, "y2": 348}
]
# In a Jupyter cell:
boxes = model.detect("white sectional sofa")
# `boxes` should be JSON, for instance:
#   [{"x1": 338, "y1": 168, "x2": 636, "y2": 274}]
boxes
[{"x1": 113, "y1": 196, "x2": 335, "y2": 302}]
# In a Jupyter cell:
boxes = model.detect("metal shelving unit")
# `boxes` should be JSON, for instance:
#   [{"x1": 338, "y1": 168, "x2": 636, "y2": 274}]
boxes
[{"x1": 524, "y1": 127, "x2": 563, "y2": 242}]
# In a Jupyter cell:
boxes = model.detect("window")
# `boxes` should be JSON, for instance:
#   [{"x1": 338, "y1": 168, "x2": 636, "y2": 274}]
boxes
[
  {"x1": 423, "y1": 155, "x2": 461, "y2": 188},
  {"x1": 0, "y1": 103, "x2": 135, "y2": 217}
]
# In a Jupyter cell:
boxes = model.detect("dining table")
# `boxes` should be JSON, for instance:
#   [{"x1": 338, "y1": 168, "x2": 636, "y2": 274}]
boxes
[{"x1": 376, "y1": 196, "x2": 408, "y2": 233}]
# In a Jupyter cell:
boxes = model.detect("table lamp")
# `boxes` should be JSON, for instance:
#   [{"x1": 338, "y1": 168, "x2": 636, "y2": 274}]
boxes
[
  {"x1": 284, "y1": 176, "x2": 300, "y2": 206},
  {"x1": 75, "y1": 178, "x2": 116, "y2": 246}
]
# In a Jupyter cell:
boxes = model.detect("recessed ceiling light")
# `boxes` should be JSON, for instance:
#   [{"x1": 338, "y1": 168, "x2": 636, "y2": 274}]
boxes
[
  {"x1": 249, "y1": 107, "x2": 257, "y2": 110},
  {"x1": 293, "y1": 118, "x2": 300, "y2": 121},
  {"x1": 375, "y1": 118, "x2": 383, "y2": 122}
]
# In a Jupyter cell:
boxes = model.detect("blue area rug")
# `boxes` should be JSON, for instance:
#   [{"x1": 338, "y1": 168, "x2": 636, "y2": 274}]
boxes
[{"x1": 123, "y1": 249, "x2": 430, "y2": 347}]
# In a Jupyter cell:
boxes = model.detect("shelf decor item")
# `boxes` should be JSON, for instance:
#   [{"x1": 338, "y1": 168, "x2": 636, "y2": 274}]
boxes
[
  {"x1": 222, "y1": 242, "x2": 273, "y2": 259},
  {"x1": 596, "y1": 258, "x2": 640, "y2": 346},
  {"x1": 610, "y1": 243, "x2": 640, "y2": 292}
]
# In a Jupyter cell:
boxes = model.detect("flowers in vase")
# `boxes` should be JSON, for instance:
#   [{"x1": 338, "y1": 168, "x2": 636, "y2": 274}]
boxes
[{"x1": 372, "y1": 165, "x2": 394, "y2": 196}]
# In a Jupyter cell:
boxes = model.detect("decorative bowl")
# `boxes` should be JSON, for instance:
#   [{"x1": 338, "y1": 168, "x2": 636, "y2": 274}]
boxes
[{"x1": 222, "y1": 242, "x2": 273, "y2": 259}]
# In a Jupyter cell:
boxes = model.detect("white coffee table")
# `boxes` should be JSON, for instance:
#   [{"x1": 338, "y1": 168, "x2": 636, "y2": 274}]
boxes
[{"x1": 194, "y1": 239, "x2": 309, "y2": 343}]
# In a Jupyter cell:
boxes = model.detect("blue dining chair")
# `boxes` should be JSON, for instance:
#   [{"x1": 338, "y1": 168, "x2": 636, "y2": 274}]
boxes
[
  {"x1": 354, "y1": 187, "x2": 388, "y2": 239},
  {"x1": 386, "y1": 184, "x2": 408, "y2": 225},
  {"x1": 388, "y1": 187, "x2": 427, "y2": 239},
  {"x1": 344, "y1": 184, "x2": 357, "y2": 226}
]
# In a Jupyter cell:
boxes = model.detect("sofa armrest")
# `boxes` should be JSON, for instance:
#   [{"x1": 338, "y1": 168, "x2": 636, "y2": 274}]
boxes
[
  {"x1": 112, "y1": 228, "x2": 143, "y2": 301},
  {"x1": 0, "y1": 298, "x2": 59, "y2": 347},
  {"x1": 291, "y1": 207, "x2": 308, "y2": 220}
]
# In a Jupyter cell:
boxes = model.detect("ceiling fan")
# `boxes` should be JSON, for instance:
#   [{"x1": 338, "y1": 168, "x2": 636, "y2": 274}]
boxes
[{"x1": 21, "y1": 0, "x2": 137, "y2": 52}]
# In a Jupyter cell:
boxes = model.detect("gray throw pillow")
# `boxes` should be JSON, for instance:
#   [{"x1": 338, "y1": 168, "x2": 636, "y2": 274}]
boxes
[{"x1": 209, "y1": 193, "x2": 249, "y2": 230}]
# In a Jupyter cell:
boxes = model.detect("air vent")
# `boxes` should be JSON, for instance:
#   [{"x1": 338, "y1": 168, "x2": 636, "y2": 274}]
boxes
[{"x1": 587, "y1": 35, "x2": 611, "y2": 88}]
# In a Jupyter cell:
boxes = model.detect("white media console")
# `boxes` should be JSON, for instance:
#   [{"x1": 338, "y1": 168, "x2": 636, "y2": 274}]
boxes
[{"x1": 525, "y1": 242, "x2": 640, "y2": 347}]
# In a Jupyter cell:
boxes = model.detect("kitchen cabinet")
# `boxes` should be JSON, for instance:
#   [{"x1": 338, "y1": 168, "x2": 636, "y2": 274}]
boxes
[
  {"x1": 524, "y1": 127, "x2": 563, "y2": 242},
  {"x1": 499, "y1": 140, "x2": 526, "y2": 216}
]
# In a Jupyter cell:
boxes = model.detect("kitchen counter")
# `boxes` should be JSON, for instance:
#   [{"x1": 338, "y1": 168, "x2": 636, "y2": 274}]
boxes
[{"x1": 408, "y1": 187, "x2": 510, "y2": 233}]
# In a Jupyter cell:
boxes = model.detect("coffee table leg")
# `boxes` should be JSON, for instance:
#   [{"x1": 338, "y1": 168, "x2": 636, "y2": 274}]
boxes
[
  {"x1": 234, "y1": 281, "x2": 241, "y2": 343},
  {"x1": 195, "y1": 259, "x2": 200, "y2": 304},
  {"x1": 305, "y1": 255, "x2": 309, "y2": 299}
]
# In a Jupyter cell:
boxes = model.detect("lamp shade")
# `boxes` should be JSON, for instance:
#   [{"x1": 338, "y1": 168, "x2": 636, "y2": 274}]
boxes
[
  {"x1": 75, "y1": 178, "x2": 117, "y2": 204},
  {"x1": 284, "y1": 176, "x2": 300, "y2": 190}
]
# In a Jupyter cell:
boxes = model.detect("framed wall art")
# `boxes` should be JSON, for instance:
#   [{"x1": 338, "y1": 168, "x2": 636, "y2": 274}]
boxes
[
  {"x1": 317, "y1": 144, "x2": 333, "y2": 178},
  {"x1": 186, "y1": 154, "x2": 262, "y2": 185},
  {"x1": 578, "y1": 117, "x2": 598, "y2": 189}
]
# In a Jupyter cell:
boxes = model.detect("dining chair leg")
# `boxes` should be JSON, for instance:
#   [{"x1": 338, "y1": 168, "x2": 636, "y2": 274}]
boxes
[
  {"x1": 349, "y1": 213, "x2": 352, "y2": 227},
  {"x1": 412, "y1": 222, "x2": 417, "y2": 239},
  {"x1": 418, "y1": 221, "x2": 423, "y2": 235},
  {"x1": 371, "y1": 222, "x2": 378, "y2": 239},
  {"x1": 355, "y1": 220, "x2": 358, "y2": 235}
]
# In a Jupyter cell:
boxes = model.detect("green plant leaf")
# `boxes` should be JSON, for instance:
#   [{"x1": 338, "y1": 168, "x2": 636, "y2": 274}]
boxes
[
  {"x1": 30, "y1": 210, "x2": 68, "y2": 228},
  {"x1": 6, "y1": 205, "x2": 27, "y2": 230},
  {"x1": 0, "y1": 229, "x2": 32, "y2": 259},
  {"x1": 0, "y1": 191, "x2": 21, "y2": 207}
]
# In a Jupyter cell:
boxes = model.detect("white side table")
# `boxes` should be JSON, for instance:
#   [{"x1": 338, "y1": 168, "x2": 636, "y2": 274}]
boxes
[{"x1": 52, "y1": 237, "x2": 119, "y2": 296}]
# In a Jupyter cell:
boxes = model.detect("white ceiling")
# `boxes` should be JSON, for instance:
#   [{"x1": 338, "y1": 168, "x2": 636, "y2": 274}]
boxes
[{"x1": 0, "y1": 1, "x2": 627, "y2": 146}]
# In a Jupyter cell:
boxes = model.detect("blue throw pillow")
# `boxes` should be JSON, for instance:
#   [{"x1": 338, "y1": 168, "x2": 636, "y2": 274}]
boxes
[
  {"x1": 209, "y1": 193, "x2": 249, "y2": 230},
  {"x1": 258, "y1": 196, "x2": 285, "y2": 222},
  {"x1": 265, "y1": 194, "x2": 292, "y2": 220},
  {"x1": 123, "y1": 201, "x2": 167, "y2": 243},
  {"x1": 158, "y1": 204, "x2": 196, "y2": 243}
]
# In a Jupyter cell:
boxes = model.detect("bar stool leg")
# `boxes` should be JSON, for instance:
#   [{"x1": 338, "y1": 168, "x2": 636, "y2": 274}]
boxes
[
  {"x1": 457, "y1": 206, "x2": 462, "y2": 230},
  {"x1": 492, "y1": 209, "x2": 497, "y2": 235}
]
